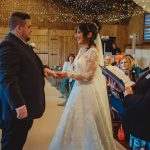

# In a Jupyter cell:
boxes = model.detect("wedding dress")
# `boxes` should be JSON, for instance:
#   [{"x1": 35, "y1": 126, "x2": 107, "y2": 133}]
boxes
[{"x1": 49, "y1": 46, "x2": 124, "y2": 150}]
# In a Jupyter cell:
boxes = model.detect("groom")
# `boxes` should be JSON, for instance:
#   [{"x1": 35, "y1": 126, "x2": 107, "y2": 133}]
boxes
[{"x1": 0, "y1": 11, "x2": 54, "y2": 150}]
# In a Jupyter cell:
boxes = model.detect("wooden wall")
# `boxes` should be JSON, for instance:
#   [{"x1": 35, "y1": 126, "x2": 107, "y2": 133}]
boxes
[
  {"x1": 100, "y1": 24, "x2": 128, "y2": 51},
  {"x1": 47, "y1": 29, "x2": 78, "y2": 67},
  {"x1": 100, "y1": 13, "x2": 150, "y2": 51},
  {"x1": 0, "y1": 27, "x2": 78, "y2": 67},
  {"x1": 127, "y1": 14, "x2": 144, "y2": 47},
  {"x1": 127, "y1": 13, "x2": 150, "y2": 49},
  {"x1": 1, "y1": 16, "x2": 149, "y2": 67}
]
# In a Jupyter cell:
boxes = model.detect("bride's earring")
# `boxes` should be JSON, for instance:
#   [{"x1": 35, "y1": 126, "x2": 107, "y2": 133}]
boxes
[{"x1": 87, "y1": 32, "x2": 92, "y2": 39}]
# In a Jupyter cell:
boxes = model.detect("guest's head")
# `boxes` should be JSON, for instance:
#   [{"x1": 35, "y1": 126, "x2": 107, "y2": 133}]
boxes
[
  {"x1": 112, "y1": 42, "x2": 117, "y2": 49},
  {"x1": 119, "y1": 54, "x2": 135, "y2": 74},
  {"x1": 67, "y1": 53, "x2": 75, "y2": 64},
  {"x1": 104, "y1": 55, "x2": 113, "y2": 66},
  {"x1": 75, "y1": 22, "x2": 99, "y2": 48},
  {"x1": 9, "y1": 12, "x2": 32, "y2": 42}
]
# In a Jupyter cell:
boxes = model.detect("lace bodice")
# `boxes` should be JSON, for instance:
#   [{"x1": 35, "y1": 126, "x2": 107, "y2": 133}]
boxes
[{"x1": 68, "y1": 47, "x2": 99, "y2": 82}]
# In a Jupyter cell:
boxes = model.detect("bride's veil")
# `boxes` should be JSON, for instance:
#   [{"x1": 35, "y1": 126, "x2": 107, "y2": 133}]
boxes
[
  {"x1": 94, "y1": 33, "x2": 104, "y2": 66},
  {"x1": 95, "y1": 33, "x2": 124, "y2": 149},
  {"x1": 95, "y1": 33, "x2": 115, "y2": 139}
]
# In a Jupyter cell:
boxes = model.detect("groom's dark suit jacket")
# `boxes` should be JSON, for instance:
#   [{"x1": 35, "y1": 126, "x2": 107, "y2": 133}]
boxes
[{"x1": 0, "y1": 32, "x2": 45, "y2": 121}]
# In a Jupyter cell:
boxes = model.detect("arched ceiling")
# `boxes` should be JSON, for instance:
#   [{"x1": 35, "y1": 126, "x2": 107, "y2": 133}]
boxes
[
  {"x1": 50, "y1": 0, "x2": 144, "y2": 23},
  {"x1": 0, "y1": 0, "x2": 144, "y2": 28}
]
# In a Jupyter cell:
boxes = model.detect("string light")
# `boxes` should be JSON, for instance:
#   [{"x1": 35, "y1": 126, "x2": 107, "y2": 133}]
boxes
[{"x1": 0, "y1": 0, "x2": 145, "y2": 27}]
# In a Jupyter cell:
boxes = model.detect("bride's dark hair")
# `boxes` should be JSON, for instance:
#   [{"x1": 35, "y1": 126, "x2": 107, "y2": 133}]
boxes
[{"x1": 76, "y1": 22, "x2": 101, "y2": 48}]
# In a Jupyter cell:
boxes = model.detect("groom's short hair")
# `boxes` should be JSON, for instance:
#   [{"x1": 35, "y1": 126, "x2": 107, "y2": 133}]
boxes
[{"x1": 9, "y1": 12, "x2": 30, "y2": 31}]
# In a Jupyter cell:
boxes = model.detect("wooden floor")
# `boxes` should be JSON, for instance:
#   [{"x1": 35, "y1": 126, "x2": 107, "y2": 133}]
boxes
[{"x1": 0, "y1": 78, "x2": 128, "y2": 150}]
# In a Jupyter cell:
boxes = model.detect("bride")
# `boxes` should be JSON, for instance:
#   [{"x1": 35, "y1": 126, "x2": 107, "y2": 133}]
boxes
[{"x1": 49, "y1": 22, "x2": 123, "y2": 150}]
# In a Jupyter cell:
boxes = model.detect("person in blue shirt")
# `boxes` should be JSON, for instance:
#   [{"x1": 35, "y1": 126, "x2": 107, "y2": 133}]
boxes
[{"x1": 58, "y1": 53, "x2": 75, "y2": 106}]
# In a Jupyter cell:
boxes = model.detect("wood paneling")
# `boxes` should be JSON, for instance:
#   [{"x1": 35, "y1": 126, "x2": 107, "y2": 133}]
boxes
[
  {"x1": 100, "y1": 24, "x2": 127, "y2": 51},
  {"x1": 127, "y1": 13, "x2": 144, "y2": 45},
  {"x1": 0, "y1": 28, "x2": 8, "y2": 42},
  {"x1": 48, "y1": 29, "x2": 78, "y2": 67},
  {"x1": 117, "y1": 25, "x2": 128, "y2": 51},
  {"x1": 0, "y1": 27, "x2": 78, "y2": 67}
]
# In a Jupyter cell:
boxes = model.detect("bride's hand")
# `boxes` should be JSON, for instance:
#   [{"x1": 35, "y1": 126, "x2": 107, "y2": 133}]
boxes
[{"x1": 55, "y1": 72, "x2": 68, "y2": 79}]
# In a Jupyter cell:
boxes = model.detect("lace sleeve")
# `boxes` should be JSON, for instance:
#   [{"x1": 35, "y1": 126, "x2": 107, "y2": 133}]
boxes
[{"x1": 68, "y1": 49, "x2": 99, "y2": 81}]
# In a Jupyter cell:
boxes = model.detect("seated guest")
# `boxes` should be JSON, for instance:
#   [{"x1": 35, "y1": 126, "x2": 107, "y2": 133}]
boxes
[
  {"x1": 111, "y1": 42, "x2": 121, "y2": 55},
  {"x1": 114, "y1": 52, "x2": 125, "y2": 66},
  {"x1": 108, "y1": 54, "x2": 141, "y2": 140},
  {"x1": 58, "y1": 53, "x2": 75, "y2": 106},
  {"x1": 104, "y1": 55, "x2": 114, "y2": 66},
  {"x1": 108, "y1": 55, "x2": 140, "y2": 112},
  {"x1": 119, "y1": 54, "x2": 141, "y2": 82},
  {"x1": 123, "y1": 62, "x2": 150, "y2": 150}
]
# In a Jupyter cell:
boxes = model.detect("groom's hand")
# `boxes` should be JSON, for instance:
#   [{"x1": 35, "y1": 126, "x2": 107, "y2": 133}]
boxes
[
  {"x1": 44, "y1": 68, "x2": 59, "y2": 78},
  {"x1": 15, "y1": 106, "x2": 28, "y2": 119},
  {"x1": 56, "y1": 72, "x2": 68, "y2": 79}
]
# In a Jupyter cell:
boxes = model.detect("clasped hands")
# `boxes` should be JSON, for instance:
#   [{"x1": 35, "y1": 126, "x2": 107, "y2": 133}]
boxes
[
  {"x1": 44, "y1": 68, "x2": 67, "y2": 78},
  {"x1": 15, "y1": 70, "x2": 68, "y2": 119},
  {"x1": 54, "y1": 72, "x2": 68, "y2": 79}
]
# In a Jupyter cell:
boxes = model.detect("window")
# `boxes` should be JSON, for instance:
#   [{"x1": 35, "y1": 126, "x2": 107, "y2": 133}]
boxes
[{"x1": 144, "y1": 13, "x2": 150, "y2": 41}]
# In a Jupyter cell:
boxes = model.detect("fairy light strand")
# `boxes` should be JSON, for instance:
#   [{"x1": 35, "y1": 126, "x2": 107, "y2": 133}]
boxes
[{"x1": 0, "y1": 0, "x2": 145, "y2": 26}]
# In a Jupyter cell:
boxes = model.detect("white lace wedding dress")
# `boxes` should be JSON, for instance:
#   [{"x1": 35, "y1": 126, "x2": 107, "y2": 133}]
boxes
[{"x1": 49, "y1": 47, "x2": 124, "y2": 150}]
